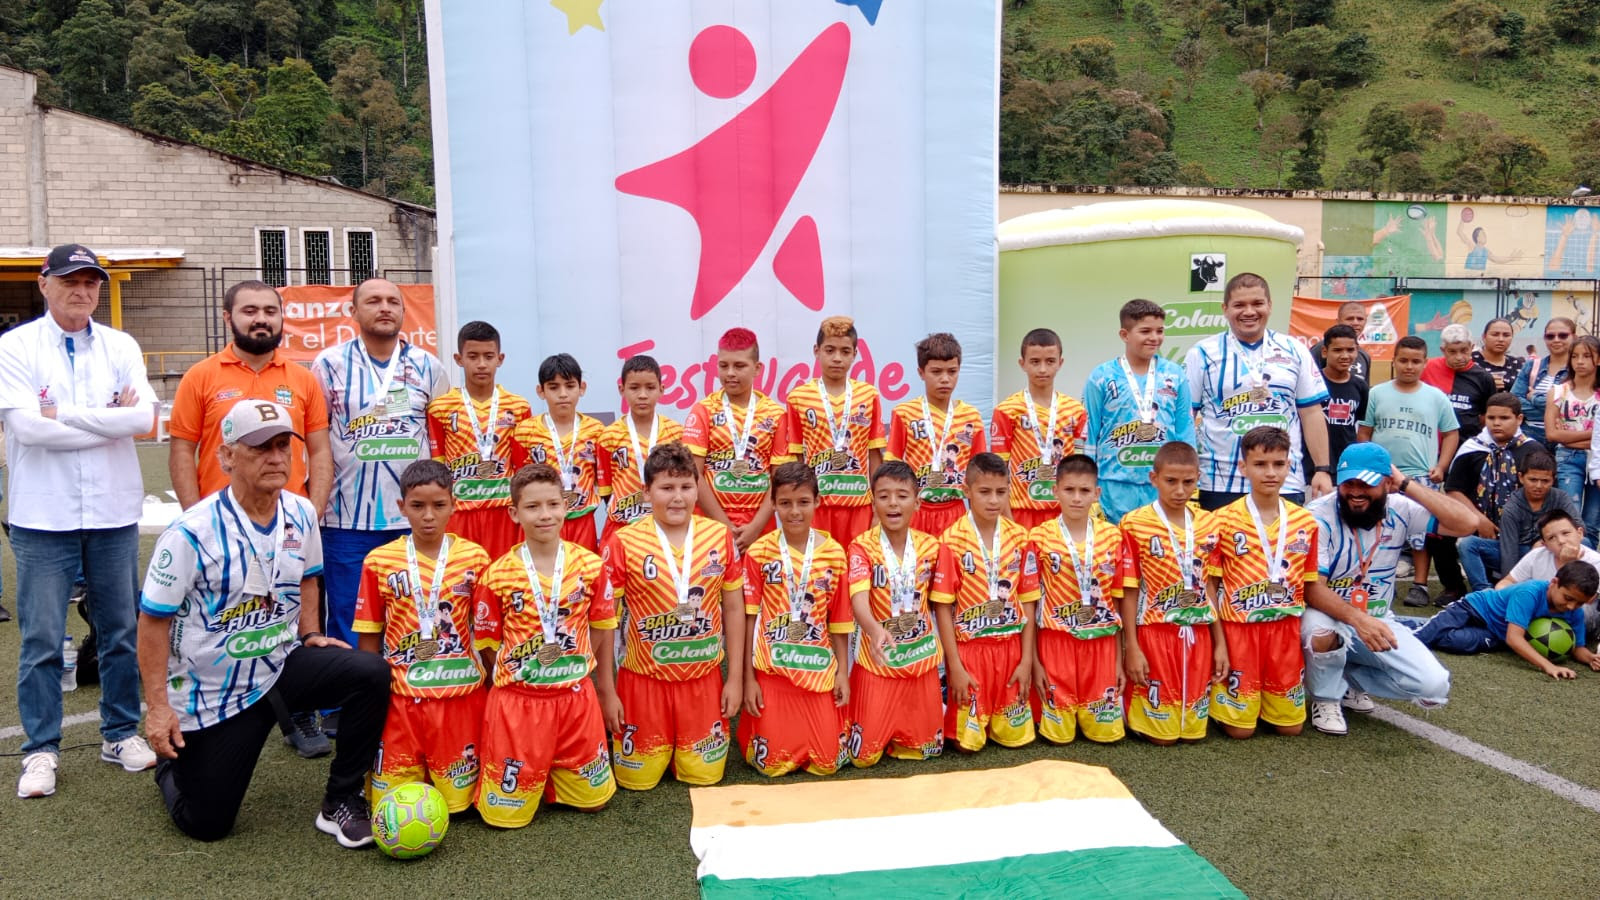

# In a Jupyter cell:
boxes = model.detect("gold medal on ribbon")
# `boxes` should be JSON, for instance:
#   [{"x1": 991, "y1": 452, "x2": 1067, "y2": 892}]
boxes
[
  {"x1": 414, "y1": 639, "x2": 438, "y2": 661},
  {"x1": 676, "y1": 602, "x2": 697, "y2": 623},
  {"x1": 1267, "y1": 582, "x2": 1291, "y2": 601},
  {"x1": 886, "y1": 615, "x2": 908, "y2": 637},
  {"x1": 785, "y1": 619, "x2": 808, "y2": 644},
  {"x1": 1178, "y1": 590, "x2": 1203, "y2": 608},
  {"x1": 475, "y1": 460, "x2": 498, "y2": 479},
  {"x1": 562, "y1": 490, "x2": 580, "y2": 507},
  {"x1": 1134, "y1": 421, "x2": 1159, "y2": 442},
  {"x1": 729, "y1": 459, "x2": 751, "y2": 477},
  {"x1": 536, "y1": 641, "x2": 562, "y2": 665},
  {"x1": 1250, "y1": 384, "x2": 1271, "y2": 405},
  {"x1": 981, "y1": 599, "x2": 1004, "y2": 619},
  {"x1": 896, "y1": 611, "x2": 919, "y2": 634}
]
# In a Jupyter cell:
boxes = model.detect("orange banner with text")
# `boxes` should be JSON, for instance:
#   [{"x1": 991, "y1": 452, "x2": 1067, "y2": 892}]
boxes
[
  {"x1": 277, "y1": 285, "x2": 438, "y2": 364},
  {"x1": 1290, "y1": 294, "x2": 1409, "y2": 362}
]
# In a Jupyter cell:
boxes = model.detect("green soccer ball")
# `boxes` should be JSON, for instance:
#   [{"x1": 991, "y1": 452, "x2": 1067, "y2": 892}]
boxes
[
  {"x1": 1526, "y1": 617, "x2": 1576, "y2": 661},
  {"x1": 373, "y1": 783, "x2": 449, "y2": 859}
]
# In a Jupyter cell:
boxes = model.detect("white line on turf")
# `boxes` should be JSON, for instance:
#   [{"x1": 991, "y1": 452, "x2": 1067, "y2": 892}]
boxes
[
  {"x1": 0, "y1": 710, "x2": 102, "y2": 742},
  {"x1": 1369, "y1": 705, "x2": 1600, "y2": 815}
]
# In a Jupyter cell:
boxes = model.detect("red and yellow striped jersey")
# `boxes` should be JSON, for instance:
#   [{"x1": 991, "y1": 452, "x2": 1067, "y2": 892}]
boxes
[
  {"x1": 596, "y1": 414, "x2": 684, "y2": 530},
  {"x1": 511, "y1": 413, "x2": 606, "y2": 517},
  {"x1": 886, "y1": 398, "x2": 987, "y2": 506},
  {"x1": 782, "y1": 379, "x2": 886, "y2": 508},
  {"x1": 1120, "y1": 503, "x2": 1220, "y2": 626},
  {"x1": 990, "y1": 391, "x2": 1088, "y2": 511},
  {"x1": 602, "y1": 515, "x2": 742, "y2": 682},
  {"x1": 1028, "y1": 517, "x2": 1126, "y2": 638},
  {"x1": 682, "y1": 390, "x2": 787, "y2": 522},
  {"x1": 1205, "y1": 498, "x2": 1319, "y2": 623},
  {"x1": 471, "y1": 540, "x2": 614, "y2": 690},
  {"x1": 742, "y1": 530, "x2": 853, "y2": 692},
  {"x1": 426, "y1": 387, "x2": 534, "y2": 510},
  {"x1": 930, "y1": 516, "x2": 1038, "y2": 642},
  {"x1": 354, "y1": 535, "x2": 491, "y2": 698},
  {"x1": 847, "y1": 527, "x2": 942, "y2": 677}
]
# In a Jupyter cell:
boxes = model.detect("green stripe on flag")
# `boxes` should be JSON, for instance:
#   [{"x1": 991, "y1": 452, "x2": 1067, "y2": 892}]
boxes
[{"x1": 700, "y1": 845, "x2": 1242, "y2": 899}]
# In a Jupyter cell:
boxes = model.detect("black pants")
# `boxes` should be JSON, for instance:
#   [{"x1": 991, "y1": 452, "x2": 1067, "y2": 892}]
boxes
[
  {"x1": 1426, "y1": 534, "x2": 1466, "y2": 594},
  {"x1": 154, "y1": 644, "x2": 389, "y2": 841},
  {"x1": 1198, "y1": 490, "x2": 1306, "y2": 511}
]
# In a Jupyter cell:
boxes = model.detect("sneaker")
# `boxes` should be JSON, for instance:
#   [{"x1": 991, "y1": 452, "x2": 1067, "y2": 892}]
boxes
[
  {"x1": 316, "y1": 794, "x2": 375, "y2": 848},
  {"x1": 1310, "y1": 700, "x2": 1348, "y2": 736},
  {"x1": 16, "y1": 752, "x2": 58, "y2": 798},
  {"x1": 100, "y1": 736, "x2": 157, "y2": 772},
  {"x1": 1395, "y1": 556, "x2": 1414, "y2": 580},
  {"x1": 1434, "y1": 590, "x2": 1462, "y2": 610},
  {"x1": 0, "y1": 602, "x2": 10, "y2": 623},
  {"x1": 321, "y1": 711, "x2": 340, "y2": 739},
  {"x1": 1342, "y1": 688, "x2": 1376, "y2": 713},
  {"x1": 1415, "y1": 697, "x2": 1445, "y2": 710},
  {"x1": 283, "y1": 712, "x2": 331, "y2": 759},
  {"x1": 1402, "y1": 583, "x2": 1433, "y2": 608}
]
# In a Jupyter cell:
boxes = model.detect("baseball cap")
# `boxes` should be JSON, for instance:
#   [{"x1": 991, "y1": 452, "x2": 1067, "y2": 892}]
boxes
[
  {"x1": 1336, "y1": 443, "x2": 1391, "y2": 486},
  {"x1": 40, "y1": 244, "x2": 109, "y2": 280},
  {"x1": 220, "y1": 400, "x2": 301, "y2": 447}
]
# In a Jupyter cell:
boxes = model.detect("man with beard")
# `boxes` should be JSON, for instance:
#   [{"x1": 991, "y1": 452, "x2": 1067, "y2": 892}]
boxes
[
  {"x1": 168, "y1": 280, "x2": 334, "y2": 757},
  {"x1": 1300, "y1": 443, "x2": 1478, "y2": 736}
]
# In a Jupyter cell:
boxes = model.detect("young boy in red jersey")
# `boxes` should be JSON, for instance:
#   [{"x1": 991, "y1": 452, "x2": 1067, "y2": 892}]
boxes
[
  {"x1": 356, "y1": 460, "x2": 492, "y2": 812},
  {"x1": 1120, "y1": 442, "x2": 1229, "y2": 744},
  {"x1": 1027, "y1": 454, "x2": 1127, "y2": 744},
  {"x1": 888, "y1": 333, "x2": 986, "y2": 536},
  {"x1": 511, "y1": 353, "x2": 606, "y2": 552},
  {"x1": 426, "y1": 321, "x2": 532, "y2": 558},
  {"x1": 739, "y1": 462, "x2": 854, "y2": 777},
  {"x1": 931, "y1": 452, "x2": 1038, "y2": 752},
  {"x1": 683, "y1": 328, "x2": 786, "y2": 554},
  {"x1": 783, "y1": 317, "x2": 885, "y2": 547},
  {"x1": 601, "y1": 442, "x2": 745, "y2": 789},
  {"x1": 597, "y1": 354, "x2": 683, "y2": 544},
  {"x1": 993, "y1": 328, "x2": 1087, "y2": 529},
  {"x1": 471, "y1": 463, "x2": 616, "y2": 827},
  {"x1": 846, "y1": 460, "x2": 944, "y2": 767},
  {"x1": 1207, "y1": 426, "x2": 1317, "y2": 738}
]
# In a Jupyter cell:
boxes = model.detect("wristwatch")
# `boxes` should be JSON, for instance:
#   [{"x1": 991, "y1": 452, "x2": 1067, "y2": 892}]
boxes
[
  {"x1": 1313, "y1": 465, "x2": 1334, "y2": 475},
  {"x1": 300, "y1": 630, "x2": 325, "y2": 642},
  {"x1": 1397, "y1": 477, "x2": 1413, "y2": 494}
]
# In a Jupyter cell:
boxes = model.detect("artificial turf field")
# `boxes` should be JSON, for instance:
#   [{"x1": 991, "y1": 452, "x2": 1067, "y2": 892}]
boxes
[{"x1": 5, "y1": 447, "x2": 1600, "y2": 898}]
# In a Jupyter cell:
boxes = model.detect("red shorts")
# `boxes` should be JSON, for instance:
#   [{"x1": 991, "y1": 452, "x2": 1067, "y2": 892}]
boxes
[
  {"x1": 475, "y1": 681, "x2": 615, "y2": 828},
  {"x1": 1011, "y1": 507, "x2": 1059, "y2": 530},
  {"x1": 1211, "y1": 619, "x2": 1306, "y2": 730},
  {"x1": 612, "y1": 668, "x2": 730, "y2": 790},
  {"x1": 561, "y1": 513, "x2": 599, "y2": 552},
  {"x1": 847, "y1": 666, "x2": 943, "y2": 767},
  {"x1": 449, "y1": 507, "x2": 522, "y2": 560},
  {"x1": 946, "y1": 637, "x2": 1035, "y2": 752},
  {"x1": 370, "y1": 689, "x2": 487, "y2": 812},
  {"x1": 815, "y1": 504, "x2": 874, "y2": 548},
  {"x1": 913, "y1": 501, "x2": 966, "y2": 538},
  {"x1": 738, "y1": 671, "x2": 848, "y2": 777},
  {"x1": 1032, "y1": 629, "x2": 1124, "y2": 745},
  {"x1": 1128, "y1": 623, "x2": 1215, "y2": 743}
]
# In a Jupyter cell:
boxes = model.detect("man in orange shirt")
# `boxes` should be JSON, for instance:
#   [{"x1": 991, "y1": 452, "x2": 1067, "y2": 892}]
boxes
[
  {"x1": 168, "y1": 280, "x2": 332, "y2": 512},
  {"x1": 166, "y1": 280, "x2": 334, "y2": 758}
]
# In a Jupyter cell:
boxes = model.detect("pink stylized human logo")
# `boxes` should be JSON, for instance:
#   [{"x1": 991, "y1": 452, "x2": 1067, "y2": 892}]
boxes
[{"x1": 615, "y1": 23, "x2": 851, "y2": 320}]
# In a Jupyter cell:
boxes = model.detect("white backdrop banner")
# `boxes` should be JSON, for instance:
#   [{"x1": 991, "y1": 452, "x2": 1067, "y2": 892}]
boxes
[{"x1": 429, "y1": 0, "x2": 997, "y2": 415}]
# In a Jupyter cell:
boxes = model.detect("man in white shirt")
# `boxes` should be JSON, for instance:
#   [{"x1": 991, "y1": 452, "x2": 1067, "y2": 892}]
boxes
[
  {"x1": 0, "y1": 245, "x2": 160, "y2": 799},
  {"x1": 1496, "y1": 508, "x2": 1600, "y2": 639}
]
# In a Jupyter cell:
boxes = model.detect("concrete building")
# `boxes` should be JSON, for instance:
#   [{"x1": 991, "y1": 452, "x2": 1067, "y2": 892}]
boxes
[{"x1": 0, "y1": 64, "x2": 436, "y2": 395}]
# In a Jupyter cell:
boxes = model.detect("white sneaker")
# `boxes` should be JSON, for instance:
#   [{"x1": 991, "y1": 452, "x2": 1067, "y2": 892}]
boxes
[
  {"x1": 1395, "y1": 556, "x2": 1415, "y2": 580},
  {"x1": 1311, "y1": 700, "x2": 1347, "y2": 736},
  {"x1": 101, "y1": 736, "x2": 157, "y2": 772},
  {"x1": 1342, "y1": 689, "x2": 1376, "y2": 713},
  {"x1": 17, "y1": 752, "x2": 58, "y2": 798}
]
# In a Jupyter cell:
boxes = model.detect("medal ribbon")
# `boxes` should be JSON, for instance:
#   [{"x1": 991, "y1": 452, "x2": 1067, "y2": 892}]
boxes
[
  {"x1": 652, "y1": 518, "x2": 697, "y2": 609},
  {"x1": 625, "y1": 414, "x2": 659, "y2": 485},
  {"x1": 544, "y1": 414, "x2": 582, "y2": 490},
  {"x1": 1228, "y1": 334, "x2": 1270, "y2": 393},
  {"x1": 1028, "y1": 392, "x2": 1061, "y2": 464},
  {"x1": 817, "y1": 378, "x2": 854, "y2": 451},
  {"x1": 1153, "y1": 503, "x2": 1197, "y2": 591},
  {"x1": 519, "y1": 542, "x2": 566, "y2": 647},
  {"x1": 224, "y1": 490, "x2": 286, "y2": 599},
  {"x1": 463, "y1": 388, "x2": 501, "y2": 461},
  {"x1": 1118, "y1": 356, "x2": 1159, "y2": 424},
  {"x1": 1246, "y1": 495, "x2": 1290, "y2": 589},
  {"x1": 880, "y1": 530, "x2": 919, "y2": 617},
  {"x1": 1058, "y1": 519, "x2": 1097, "y2": 611},
  {"x1": 1349, "y1": 521, "x2": 1383, "y2": 604},
  {"x1": 721, "y1": 392, "x2": 759, "y2": 468},
  {"x1": 360, "y1": 346, "x2": 401, "y2": 414},
  {"x1": 777, "y1": 530, "x2": 817, "y2": 631},
  {"x1": 921, "y1": 398, "x2": 956, "y2": 470},
  {"x1": 969, "y1": 514, "x2": 1003, "y2": 605},
  {"x1": 405, "y1": 535, "x2": 452, "y2": 641}
]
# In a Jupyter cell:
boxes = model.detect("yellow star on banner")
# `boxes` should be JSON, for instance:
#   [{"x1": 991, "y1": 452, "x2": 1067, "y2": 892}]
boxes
[{"x1": 551, "y1": 0, "x2": 605, "y2": 34}]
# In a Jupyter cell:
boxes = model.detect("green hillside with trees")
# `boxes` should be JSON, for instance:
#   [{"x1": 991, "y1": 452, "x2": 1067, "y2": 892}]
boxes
[{"x1": 0, "y1": 0, "x2": 433, "y2": 204}]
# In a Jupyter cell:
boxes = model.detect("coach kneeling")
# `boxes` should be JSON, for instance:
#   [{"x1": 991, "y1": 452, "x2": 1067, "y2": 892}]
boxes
[{"x1": 137, "y1": 400, "x2": 389, "y2": 846}]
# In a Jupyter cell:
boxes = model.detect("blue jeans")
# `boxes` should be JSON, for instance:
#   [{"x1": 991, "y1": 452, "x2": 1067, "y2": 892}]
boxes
[
  {"x1": 1414, "y1": 599, "x2": 1500, "y2": 654},
  {"x1": 14, "y1": 524, "x2": 142, "y2": 754},
  {"x1": 1456, "y1": 536, "x2": 1528, "y2": 592},
  {"x1": 320, "y1": 527, "x2": 407, "y2": 647},
  {"x1": 1301, "y1": 609, "x2": 1451, "y2": 704},
  {"x1": 1555, "y1": 446, "x2": 1600, "y2": 548}
]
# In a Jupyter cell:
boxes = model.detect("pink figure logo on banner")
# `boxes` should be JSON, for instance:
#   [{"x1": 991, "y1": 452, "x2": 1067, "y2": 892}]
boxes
[{"x1": 615, "y1": 23, "x2": 851, "y2": 319}]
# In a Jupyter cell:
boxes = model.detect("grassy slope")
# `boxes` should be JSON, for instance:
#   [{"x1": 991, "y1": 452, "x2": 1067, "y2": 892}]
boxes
[{"x1": 1011, "y1": 0, "x2": 1600, "y2": 189}]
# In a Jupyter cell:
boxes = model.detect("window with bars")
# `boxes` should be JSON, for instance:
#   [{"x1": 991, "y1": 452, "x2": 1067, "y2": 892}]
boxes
[
  {"x1": 347, "y1": 230, "x2": 376, "y2": 282},
  {"x1": 303, "y1": 230, "x2": 332, "y2": 285},
  {"x1": 258, "y1": 229, "x2": 288, "y2": 287}
]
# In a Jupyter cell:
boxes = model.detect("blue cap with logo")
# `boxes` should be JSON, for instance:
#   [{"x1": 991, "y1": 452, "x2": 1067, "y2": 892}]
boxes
[
  {"x1": 1336, "y1": 443, "x2": 1391, "y2": 486},
  {"x1": 41, "y1": 244, "x2": 109, "y2": 280}
]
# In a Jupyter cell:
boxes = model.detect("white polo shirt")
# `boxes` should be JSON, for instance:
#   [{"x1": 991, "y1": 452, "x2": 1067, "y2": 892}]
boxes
[{"x1": 0, "y1": 312, "x2": 156, "y2": 531}]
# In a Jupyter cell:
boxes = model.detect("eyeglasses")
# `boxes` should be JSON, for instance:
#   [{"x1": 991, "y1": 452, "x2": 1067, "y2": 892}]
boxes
[{"x1": 1545, "y1": 332, "x2": 1571, "y2": 340}]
